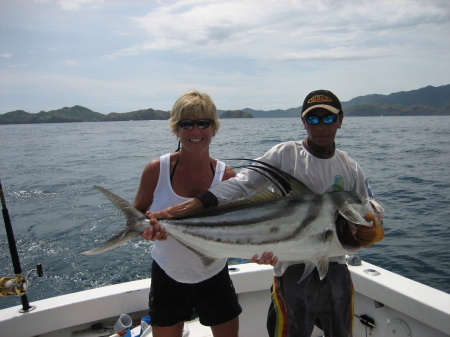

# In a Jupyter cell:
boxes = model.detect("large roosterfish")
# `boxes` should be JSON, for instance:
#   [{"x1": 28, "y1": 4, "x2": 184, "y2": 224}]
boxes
[{"x1": 82, "y1": 159, "x2": 383, "y2": 280}]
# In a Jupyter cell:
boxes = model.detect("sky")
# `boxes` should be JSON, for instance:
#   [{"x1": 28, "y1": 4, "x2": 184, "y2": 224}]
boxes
[{"x1": 0, "y1": 0, "x2": 449, "y2": 114}]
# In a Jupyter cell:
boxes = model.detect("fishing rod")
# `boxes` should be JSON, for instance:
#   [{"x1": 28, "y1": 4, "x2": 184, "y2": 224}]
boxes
[{"x1": 0, "y1": 179, "x2": 43, "y2": 313}]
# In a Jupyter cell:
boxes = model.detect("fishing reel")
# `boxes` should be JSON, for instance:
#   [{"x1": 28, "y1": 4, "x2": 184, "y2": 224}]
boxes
[{"x1": 0, "y1": 263, "x2": 43, "y2": 297}]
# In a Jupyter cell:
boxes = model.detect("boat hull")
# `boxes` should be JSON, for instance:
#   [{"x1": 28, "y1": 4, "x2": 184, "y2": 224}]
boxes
[{"x1": 0, "y1": 261, "x2": 449, "y2": 337}]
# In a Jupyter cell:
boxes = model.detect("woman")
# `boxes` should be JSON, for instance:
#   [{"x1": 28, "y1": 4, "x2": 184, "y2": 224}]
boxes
[{"x1": 134, "y1": 91, "x2": 241, "y2": 337}]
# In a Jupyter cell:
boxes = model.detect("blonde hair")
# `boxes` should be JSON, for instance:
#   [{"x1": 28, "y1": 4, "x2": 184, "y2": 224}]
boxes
[{"x1": 169, "y1": 91, "x2": 220, "y2": 136}]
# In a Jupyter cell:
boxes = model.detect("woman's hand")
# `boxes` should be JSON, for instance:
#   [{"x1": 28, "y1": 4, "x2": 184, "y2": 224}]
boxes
[{"x1": 141, "y1": 212, "x2": 168, "y2": 241}]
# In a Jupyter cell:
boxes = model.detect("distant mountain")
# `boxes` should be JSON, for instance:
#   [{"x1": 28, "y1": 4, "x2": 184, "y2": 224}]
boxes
[
  {"x1": 345, "y1": 103, "x2": 450, "y2": 116},
  {"x1": 0, "y1": 105, "x2": 102, "y2": 124},
  {"x1": 0, "y1": 105, "x2": 104, "y2": 124},
  {"x1": 238, "y1": 107, "x2": 300, "y2": 118},
  {"x1": 342, "y1": 84, "x2": 450, "y2": 116},
  {"x1": 343, "y1": 85, "x2": 450, "y2": 108},
  {"x1": 220, "y1": 110, "x2": 253, "y2": 118},
  {"x1": 1, "y1": 84, "x2": 449, "y2": 124},
  {"x1": 44, "y1": 105, "x2": 105, "y2": 121},
  {"x1": 103, "y1": 108, "x2": 170, "y2": 121},
  {"x1": 0, "y1": 105, "x2": 169, "y2": 124},
  {"x1": 239, "y1": 84, "x2": 450, "y2": 118}
]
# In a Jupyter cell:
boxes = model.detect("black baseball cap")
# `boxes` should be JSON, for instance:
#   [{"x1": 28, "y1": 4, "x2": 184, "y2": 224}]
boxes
[{"x1": 301, "y1": 90, "x2": 343, "y2": 117}]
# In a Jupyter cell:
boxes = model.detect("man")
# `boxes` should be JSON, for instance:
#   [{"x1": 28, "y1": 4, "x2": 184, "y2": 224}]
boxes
[{"x1": 144, "y1": 89, "x2": 384, "y2": 337}]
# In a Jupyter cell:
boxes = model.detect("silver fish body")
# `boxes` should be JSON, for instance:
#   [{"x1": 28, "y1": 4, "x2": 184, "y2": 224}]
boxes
[
  {"x1": 159, "y1": 191, "x2": 370, "y2": 280},
  {"x1": 82, "y1": 160, "x2": 379, "y2": 279}
]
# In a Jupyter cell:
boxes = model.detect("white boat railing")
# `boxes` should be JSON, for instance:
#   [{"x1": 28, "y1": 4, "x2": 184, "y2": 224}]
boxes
[{"x1": 0, "y1": 261, "x2": 449, "y2": 337}]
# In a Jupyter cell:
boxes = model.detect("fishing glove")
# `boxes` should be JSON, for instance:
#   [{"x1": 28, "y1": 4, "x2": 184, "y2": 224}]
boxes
[
  {"x1": 336, "y1": 213, "x2": 384, "y2": 248},
  {"x1": 354, "y1": 213, "x2": 384, "y2": 247}
]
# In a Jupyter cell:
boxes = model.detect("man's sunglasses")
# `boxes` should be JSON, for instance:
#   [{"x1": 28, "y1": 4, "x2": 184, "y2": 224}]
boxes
[
  {"x1": 305, "y1": 114, "x2": 338, "y2": 125},
  {"x1": 178, "y1": 119, "x2": 213, "y2": 130}
]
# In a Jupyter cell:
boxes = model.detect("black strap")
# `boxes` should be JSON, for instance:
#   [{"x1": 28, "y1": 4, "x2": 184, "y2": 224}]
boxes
[
  {"x1": 171, "y1": 157, "x2": 215, "y2": 184},
  {"x1": 170, "y1": 155, "x2": 180, "y2": 184}
]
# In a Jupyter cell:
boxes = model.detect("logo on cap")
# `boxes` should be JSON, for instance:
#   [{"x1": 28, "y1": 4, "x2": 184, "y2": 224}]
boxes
[{"x1": 307, "y1": 95, "x2": 333, "y2": 104}]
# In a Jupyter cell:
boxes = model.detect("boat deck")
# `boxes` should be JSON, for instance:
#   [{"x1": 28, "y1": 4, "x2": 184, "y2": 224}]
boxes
[
  {"x1": 70, "y1": 317, "x2": 212, "y2": 337},
  {"x1": 70, "y1": 316, "x2": 324, "y2": 337}
]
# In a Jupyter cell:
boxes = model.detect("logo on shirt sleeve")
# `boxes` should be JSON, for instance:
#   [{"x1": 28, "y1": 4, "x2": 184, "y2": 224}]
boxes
[{"x1": 365, "y1": 178, "x2": 375, "y2": 198}]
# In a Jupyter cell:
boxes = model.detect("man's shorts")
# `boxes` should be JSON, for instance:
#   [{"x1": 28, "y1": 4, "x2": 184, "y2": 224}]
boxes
[
  {"x1": 149, "y1": 260, "x2": 242, "y2": 327},
  {"x1": 267, "y1": 262, "x2": 353, "y2": 337}
]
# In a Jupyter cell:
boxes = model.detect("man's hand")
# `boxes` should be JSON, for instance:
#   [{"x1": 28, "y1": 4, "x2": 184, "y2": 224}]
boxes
[
  {"x1": 251, "y1": 252, "x2": 278, "y2": 266},
  {"x1": 163, "y1": 198, "x2": 205, "y2": 218},
  {"x1": 140, "y1": 198, "x2": 205, "y2": 241}
]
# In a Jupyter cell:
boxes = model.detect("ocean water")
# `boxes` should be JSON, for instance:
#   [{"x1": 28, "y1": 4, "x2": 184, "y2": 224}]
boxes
[{"x1": 0, "y1": 116, "x2": 449, "y2": 310}]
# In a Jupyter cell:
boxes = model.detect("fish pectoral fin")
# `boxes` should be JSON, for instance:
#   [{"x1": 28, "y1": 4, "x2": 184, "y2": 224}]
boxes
[
  {"x1": 81, "y1": 228, "x2": 140, "y2": 255},
  {"x1": 173, "y1": 237, "x2": 221, "y2": 267},
  {"x1": 297, "y1": 258, "x2": 330, "y2": 283}
]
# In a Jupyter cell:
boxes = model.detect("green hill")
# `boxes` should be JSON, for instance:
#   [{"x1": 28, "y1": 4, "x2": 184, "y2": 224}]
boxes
[
  {"x1": 0, "y1": 106, "x2": 169, "y2": 124},
  {"x1": 0, "y1": 105, "x2": 103, "y2": 124},
  {"x1": 1, "y1": 84, "x2": 449, "y2": 124},
  {"x1": 345, "y1": 103, "x2": 450, "y2": 116},
  {"x1": 220, "y1": 110, "x2": 254, "y2": 118},
  {"x1": 44, "y1": 105, "x2": 105, "y2": 121},
  {"x1": 103, "y1": 108, "x2": 170, "y2": 121},
  {"x1": 240, "y1": 84, "x2": 450, "y2": 118},
  {"x1": 344, "y1": 85, "x2": 450, "y2": 108}
]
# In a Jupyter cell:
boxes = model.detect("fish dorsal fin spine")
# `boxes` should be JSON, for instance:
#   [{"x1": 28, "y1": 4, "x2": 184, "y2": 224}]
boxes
[
  {"x1": 188, "y1": 158, "x2": 313, "y2": 218},
  {"x1": 188, "y1": 187, "x2": 281, "y2": 217},
  {"x1": 229, "y1": 158, "x2": 313, "y2": 196}
]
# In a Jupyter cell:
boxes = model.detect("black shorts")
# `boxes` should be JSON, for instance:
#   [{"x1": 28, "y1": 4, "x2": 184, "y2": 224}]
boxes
[{"x1": 149, "y1": 260, "x2": 242, "y2": 327}]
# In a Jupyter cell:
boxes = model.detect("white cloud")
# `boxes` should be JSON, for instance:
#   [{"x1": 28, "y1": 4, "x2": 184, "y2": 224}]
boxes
[
  {"x1": 64, "y1": 59, "x2": 78, "y2": 67},
  {"x1": 105, "y1": 0, "x2": 450, "y2": 66},
  {"x1": 1, "y1": 0, "x2": 449, "y2": 113},
  {"x1": 58, "y1": 0, "x2": 104, "y2": 11}
]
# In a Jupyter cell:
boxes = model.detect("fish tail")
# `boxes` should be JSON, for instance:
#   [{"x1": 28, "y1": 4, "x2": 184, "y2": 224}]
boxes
[{"x1": 81, "y1": 186, "x2": 147, "y2": 255}]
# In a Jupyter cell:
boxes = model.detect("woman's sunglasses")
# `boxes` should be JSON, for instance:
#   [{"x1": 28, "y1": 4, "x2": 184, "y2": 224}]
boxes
[
  {"x1": 305, "y1": 114, "x2": 338, "y2": 125},
  {"x1": 178, "y1": 119, "x2": 212, "y2": 130}
]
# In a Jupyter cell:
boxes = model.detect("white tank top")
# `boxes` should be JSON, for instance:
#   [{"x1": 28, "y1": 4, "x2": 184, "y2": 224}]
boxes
[{"x1": 150, "y1": 153, "x2": 227, "y2": 283}]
